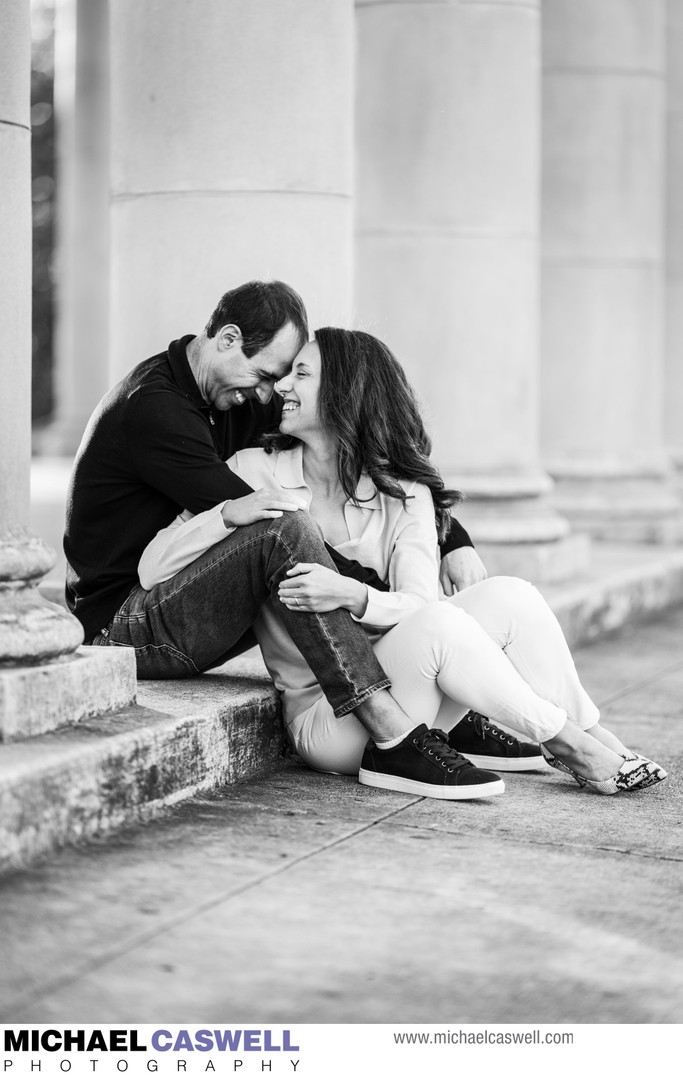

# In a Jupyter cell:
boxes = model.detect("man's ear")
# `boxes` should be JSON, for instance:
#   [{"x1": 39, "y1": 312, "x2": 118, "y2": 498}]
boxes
[{"x1": 218, "y1": 324, "x2": 243, "y2": 350}]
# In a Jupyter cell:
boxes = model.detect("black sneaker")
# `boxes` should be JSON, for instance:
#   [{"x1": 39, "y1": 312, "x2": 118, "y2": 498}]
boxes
[
  {"x1": 449, "y1": 711, "x2": 547, "y2": 772},
  {"x1": 358, "y1": 724, "x2": 505, "y2": 800}
]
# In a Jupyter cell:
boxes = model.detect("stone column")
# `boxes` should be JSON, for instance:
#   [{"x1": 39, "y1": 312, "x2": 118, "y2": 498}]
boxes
[
  {"x1": 109, "y1": 0, "x2": 354, "y2": 384},
  {"x1": 49, "y1": 0, "x2": 110, "y2": 452},
  {"x1": 0, "y1": 0, "x2": 80, "y2": 692},
  {"x1": 541, "y1": 0, "x2": 682, "y2": 541},
  {"x1": 665, "y1": 0, "x2": 683, "y2": 492},
  {"x1": 355, "y1": 0, "x2": 584, "y2": 582},
  {"x1": 0, "y1": 1, "x2": 134, "y2": 742}
]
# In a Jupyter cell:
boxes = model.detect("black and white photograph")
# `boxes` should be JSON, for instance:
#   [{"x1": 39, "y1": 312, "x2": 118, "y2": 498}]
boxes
[{"x1": 1, "y1": 0, "x2": 681, "y2": 1070}]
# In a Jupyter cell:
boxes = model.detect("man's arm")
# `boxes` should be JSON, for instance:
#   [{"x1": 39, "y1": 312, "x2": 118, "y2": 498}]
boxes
[
  {"x1": 128, "y1": 387, "x2": 262, "y2": 512},
  {"x1": 440, "y1": 515, "x2": 473, "y2": 555},
  {"x1": 438, "y1": 514, "x2": 488, "y2": 594}
]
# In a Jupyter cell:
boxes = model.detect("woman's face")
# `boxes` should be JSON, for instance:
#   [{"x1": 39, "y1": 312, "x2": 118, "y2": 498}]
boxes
[{"x1": 275, "y1": 340, "x2": 322, "y2": 441}]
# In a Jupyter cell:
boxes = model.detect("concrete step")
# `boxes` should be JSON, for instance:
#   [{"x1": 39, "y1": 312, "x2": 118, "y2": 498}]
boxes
[
  {"x1": 0, "y1": 653, "x2": 285, "y2": 875},
  {"x1": 2, "y1": 541, "x2": 683, "y2": 876},
  {"x1": 540, "y1": 542, "x2": 683, "y2": 647},
  {"x1": 0, "y1": 644, "x2": 137, "y2": 743}
]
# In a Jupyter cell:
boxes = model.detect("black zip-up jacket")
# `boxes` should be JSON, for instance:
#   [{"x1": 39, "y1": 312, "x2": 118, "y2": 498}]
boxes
[{"x1": 65, "y1": 336, "x2": 473, "y2": 642}]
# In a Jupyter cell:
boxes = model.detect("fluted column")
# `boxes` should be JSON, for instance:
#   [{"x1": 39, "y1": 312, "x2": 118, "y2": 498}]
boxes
[
  {"x1": 49, "y1": 0, "x2": 110, "y2": 452},
  {"x1": 0, "y1": 2, "x2": 134, "y2": 742},
  {"x1": 665, "y1": 0, "x2": 683, "y2": 492},
  {"x1": 542, "y1": 0, "x2": 682, "y2": 541},
  {"x1": 109, "y1": 0, "x2": 355, "y2": 383},
  {"x1": 355, "y1": 0, "x2": 584, "y2": 581}
]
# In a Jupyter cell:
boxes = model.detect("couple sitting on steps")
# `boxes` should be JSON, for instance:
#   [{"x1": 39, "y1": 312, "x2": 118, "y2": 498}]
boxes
[{"x1": 66, "y1": 280, "x2": 667, "y2": 801}]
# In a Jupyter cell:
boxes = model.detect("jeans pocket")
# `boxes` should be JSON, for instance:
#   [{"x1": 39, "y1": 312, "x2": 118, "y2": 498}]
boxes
[{"x1": 109, "y1": 640, "x2": 198, "y2": 679}]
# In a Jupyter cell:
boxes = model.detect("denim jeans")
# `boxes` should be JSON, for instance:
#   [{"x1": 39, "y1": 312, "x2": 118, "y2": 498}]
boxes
[{"x1": 91, "y1": 511, "x2": 390, "y2": 718}]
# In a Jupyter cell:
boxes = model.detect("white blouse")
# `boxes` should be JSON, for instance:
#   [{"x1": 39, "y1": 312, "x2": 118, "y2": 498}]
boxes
[{"x1": 139, "y1": 445, "x2": 441, "y2": 724}]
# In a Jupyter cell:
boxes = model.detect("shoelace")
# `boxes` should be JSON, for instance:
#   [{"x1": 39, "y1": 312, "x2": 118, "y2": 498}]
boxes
[
  {"x1": 467, "y1": 711, "x2": 515, "y2": 746},
  {"x1": 414, "y1": 727, "x2": 472, "y2": 772}
]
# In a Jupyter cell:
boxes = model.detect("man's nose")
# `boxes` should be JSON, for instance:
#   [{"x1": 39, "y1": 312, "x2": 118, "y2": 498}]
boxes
[{"x1": 254, "y1": 382, "x2": 274, "y2": 404}]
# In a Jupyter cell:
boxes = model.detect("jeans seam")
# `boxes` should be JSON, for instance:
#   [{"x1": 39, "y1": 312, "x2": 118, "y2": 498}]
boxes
[
  {"x1": 273, "y1": 527, "x2": 361, "y2": 699},
  {"x1": 333, "y1": 677, "x2": 391, "y2": 718},
  {"x1": 266, "y1": 521, "x2": 388, "y2": 712},
  {"x1": 145, "y1": 529, "x2": 287, "y2": 611},
  {"x1": 110, "y1": 638, "x2": 199, "y2": 675}
]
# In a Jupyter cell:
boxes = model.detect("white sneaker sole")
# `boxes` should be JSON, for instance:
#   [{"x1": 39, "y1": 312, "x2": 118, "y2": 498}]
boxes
[
  {"x1": 358, "y1": 768, "x2": 505, "y2": 800},
  {"x1": 460, "y1": 752, "x2": 549, "y2": 773}
]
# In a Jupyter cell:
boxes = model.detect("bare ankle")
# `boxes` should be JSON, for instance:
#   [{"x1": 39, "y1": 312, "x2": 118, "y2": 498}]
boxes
[
  {"x1": 545, "y1": 728, "x2": 623, "y2": 782},
  {"x1": 354, "y1": 689, "x2": 415, "y2": 743}
]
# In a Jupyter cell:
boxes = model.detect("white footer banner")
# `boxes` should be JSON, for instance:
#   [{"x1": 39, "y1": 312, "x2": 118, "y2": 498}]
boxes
[{"x1": 1, "y1": 1024, "x2": 680, "y2": 1076}]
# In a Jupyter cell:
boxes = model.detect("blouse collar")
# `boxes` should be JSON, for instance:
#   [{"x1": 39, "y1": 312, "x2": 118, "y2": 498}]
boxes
[{"x1": 272, "y1": 445, "x2": 382, "y2": 509}]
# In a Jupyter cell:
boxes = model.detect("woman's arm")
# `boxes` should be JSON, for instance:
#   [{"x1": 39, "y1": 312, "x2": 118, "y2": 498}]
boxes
[
  {"x1": 356, "y1": 482, "x2": 439, "y2": 629},
  {"x1": 278, "y1": 483, "x2": 440, "y2": 630},
  {"x1": 138, "y1": 503, "x2": 231, "y2": 590},
  {"x1": 138, "y1": 450, "x2": 304, "y2": 590}
]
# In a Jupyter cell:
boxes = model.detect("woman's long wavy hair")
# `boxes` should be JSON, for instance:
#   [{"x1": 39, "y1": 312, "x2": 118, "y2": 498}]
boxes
[{"x1": 263, "y1": 327, "x2": 462, "y2": 541}]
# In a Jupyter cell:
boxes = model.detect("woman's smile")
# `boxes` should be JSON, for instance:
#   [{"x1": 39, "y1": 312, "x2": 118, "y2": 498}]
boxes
[{"x1": 275, "y1": 341, "x2": 323, "y2": 437}]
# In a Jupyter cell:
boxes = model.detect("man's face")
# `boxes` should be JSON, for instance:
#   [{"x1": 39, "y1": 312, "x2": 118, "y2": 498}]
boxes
[{"x1": 209, "y1": 321, "x2": 305, "y2": 410}]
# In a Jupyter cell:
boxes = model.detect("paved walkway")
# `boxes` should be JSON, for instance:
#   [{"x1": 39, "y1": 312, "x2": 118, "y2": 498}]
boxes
[{"x1": 1, "y1": 606, "x2": 682, "y2": 1024}]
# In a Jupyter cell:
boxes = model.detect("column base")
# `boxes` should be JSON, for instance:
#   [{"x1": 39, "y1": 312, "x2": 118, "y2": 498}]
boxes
[
  {"x1": 0, "y1": 583, "x2": 84, "y2": 664},
  {"x1": 472, "y1": 532, "x2": 590, "y2": 585},
  {"x1": 0, "y1": 531, "x2": 82, "y2": 663},
  {"x1": 449, "y1": 471, "x2": 589, "y2": 583},
  {"x1": 0, "y1": 645, "x2": 137, "y2": 742},
  {"x1": 0, "y1": 531, "x2": 136, "y2": 742},
  {"x1": 667, "y1": 449, "x2": 683, "y2": 500},
  {"x1": 547, "y1": 467, "x2": 683, "y2": 544}
]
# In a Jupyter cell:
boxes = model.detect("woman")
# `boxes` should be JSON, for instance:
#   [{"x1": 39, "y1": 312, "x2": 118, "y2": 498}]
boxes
[{"x1": 139, "y1": 328, "x2": 667, "y2": 797}]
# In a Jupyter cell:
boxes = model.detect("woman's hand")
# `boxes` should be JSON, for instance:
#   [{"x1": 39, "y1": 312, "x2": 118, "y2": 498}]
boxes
[
  {"x1": 278, "y1": 563, "x2": 368, "y2": 617},
  {"x1": 221, "y1": 487, "x2": 306, "y2": 527}
]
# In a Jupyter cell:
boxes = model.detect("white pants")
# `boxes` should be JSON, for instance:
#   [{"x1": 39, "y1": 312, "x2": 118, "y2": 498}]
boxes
[{"x1": 287, "y1": 576, "x2": 600, "y2": 775}]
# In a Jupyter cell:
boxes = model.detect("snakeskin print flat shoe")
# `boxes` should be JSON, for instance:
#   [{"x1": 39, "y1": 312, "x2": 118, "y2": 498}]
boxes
[
  {"x1": 540, "y1": 745, "x2": 667, "y2": 795},
  {"x1": 620, "y1": 752, "x2": 668, "y2": 789},
  {"x1": 539, "y1": 744, "x2": 586, "y2": 786}
]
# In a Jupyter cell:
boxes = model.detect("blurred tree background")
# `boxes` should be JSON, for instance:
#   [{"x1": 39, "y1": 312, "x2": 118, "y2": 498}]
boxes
[{"x1": 31, "y1": 0, "x2": 55, "y2": 426}]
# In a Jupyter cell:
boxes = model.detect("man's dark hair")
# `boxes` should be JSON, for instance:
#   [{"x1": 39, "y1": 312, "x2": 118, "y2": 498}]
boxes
[{"x1": 205, "y1": 280, "x2": 308, "y2": 357}]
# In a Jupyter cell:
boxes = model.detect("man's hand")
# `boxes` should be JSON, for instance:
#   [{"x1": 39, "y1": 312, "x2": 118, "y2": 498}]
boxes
[
  {"x1": 221, "y1": 487, "x2": 306, "y2": 527},
  {"x1": 279, "y1": 563, "x2": 368, "y2": 616},
  {"x1": 439, "y1": 546, "x2": 488, "y2": 595}
]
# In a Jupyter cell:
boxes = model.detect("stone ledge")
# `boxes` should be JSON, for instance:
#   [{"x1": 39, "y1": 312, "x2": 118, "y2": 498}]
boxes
[
  {"x1": 476, "y1": 532, "x2": 590, "y2": 585},
  {"x1": 0, "y1": 667, "x2": 284, "y2": 875},
  {"x1": 0, "y1": 645, "x2": 137, "y2": 743},
  {"x1": 541, "y1": 543, "x2": 683, "y2": 648}
]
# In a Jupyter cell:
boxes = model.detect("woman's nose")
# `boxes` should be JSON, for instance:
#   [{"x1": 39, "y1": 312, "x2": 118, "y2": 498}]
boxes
[{"x1": 275, "y1": 373, "x2": 292, "y2": 394}]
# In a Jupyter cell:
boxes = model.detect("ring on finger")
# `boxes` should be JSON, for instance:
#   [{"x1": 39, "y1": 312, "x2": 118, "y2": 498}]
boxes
[{"x1": 295, "y1": 596, "x2": 300, "y2": 606}]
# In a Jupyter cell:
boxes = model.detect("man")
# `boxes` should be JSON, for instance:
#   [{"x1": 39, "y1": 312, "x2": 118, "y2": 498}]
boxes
[{"x1": 66, "y1": 280, "x2": 540, "y2": 798}]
